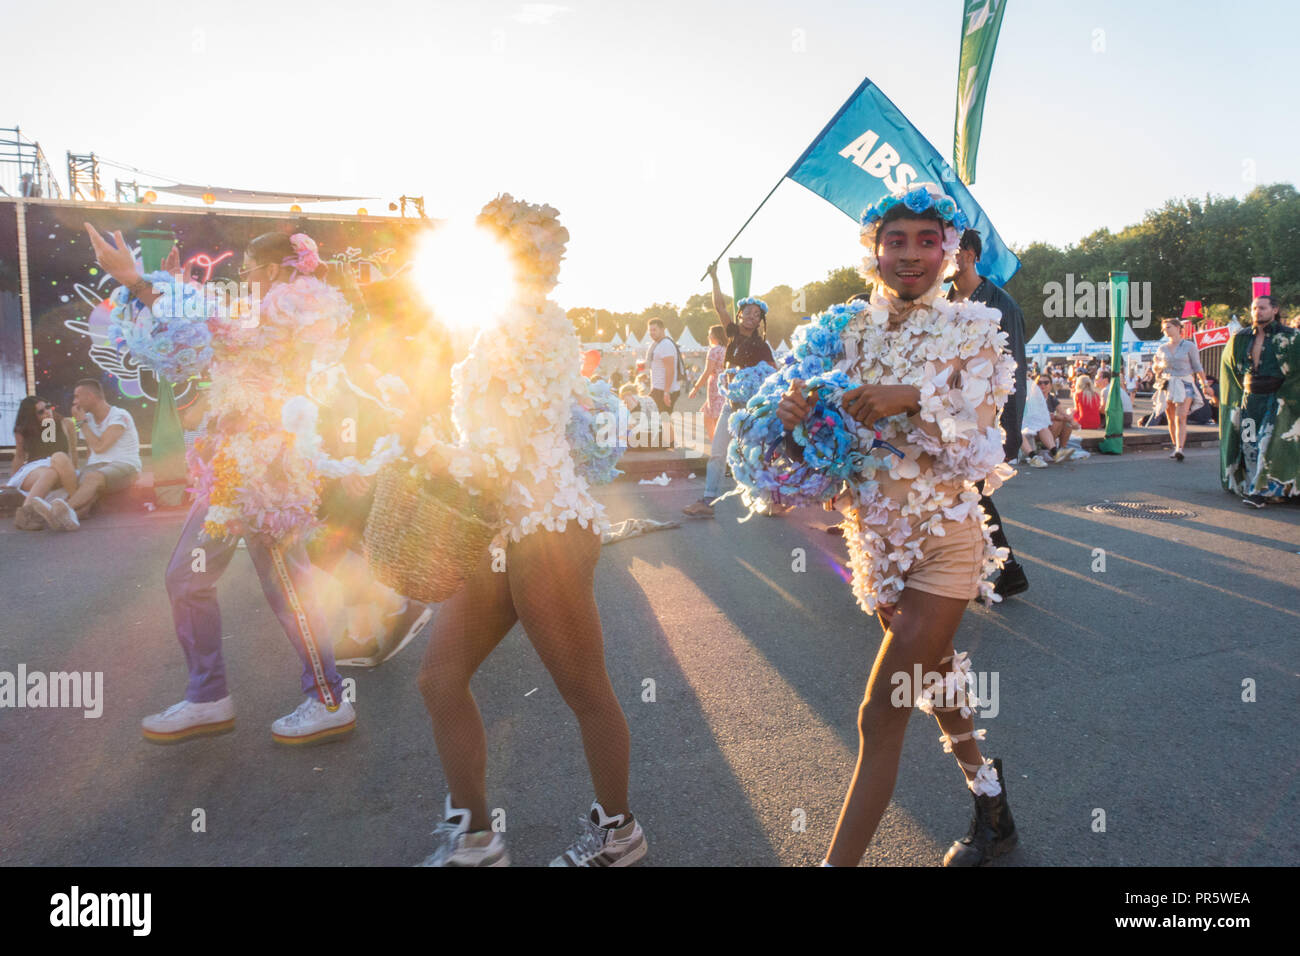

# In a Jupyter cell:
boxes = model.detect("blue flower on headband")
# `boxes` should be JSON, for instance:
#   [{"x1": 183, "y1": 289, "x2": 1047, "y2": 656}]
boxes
[
  {"x1": 903, "y1": 187, "x2": 933, "y2": 213},
  {"x1": 737, "y1": 296, "x2": 768, "y2": 314},
  {"x1": 861, "y1": 186, "x2": 969, "y2": 233}
]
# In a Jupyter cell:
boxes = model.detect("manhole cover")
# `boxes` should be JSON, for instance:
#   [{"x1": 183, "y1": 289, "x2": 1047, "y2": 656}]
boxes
[{"x1": 1085, "y1": 501, "x2": 1197, "y2": 520}]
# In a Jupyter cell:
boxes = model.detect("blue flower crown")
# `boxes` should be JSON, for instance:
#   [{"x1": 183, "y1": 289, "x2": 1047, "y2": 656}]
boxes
[
  {"x1": 859, "y1": 184, "x2": 970, "y2": 235},
  {"x1": 736, "y1": 296, "x2": 768, "y2": 315}
]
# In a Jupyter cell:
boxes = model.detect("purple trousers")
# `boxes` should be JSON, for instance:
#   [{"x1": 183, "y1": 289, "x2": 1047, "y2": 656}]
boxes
[{"x1": 164, "y1": 496, "x2": 342, "y2": 707}]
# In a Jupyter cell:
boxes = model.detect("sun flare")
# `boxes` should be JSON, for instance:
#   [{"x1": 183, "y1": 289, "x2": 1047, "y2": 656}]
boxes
[{"x1": 409, "y1": 222, "x2": 516, "y2": 331}]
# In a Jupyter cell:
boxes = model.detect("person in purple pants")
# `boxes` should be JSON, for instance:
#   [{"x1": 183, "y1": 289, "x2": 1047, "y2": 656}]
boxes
[{"x1": 86, "y1": 224, "x2": 356, "y2": 745}]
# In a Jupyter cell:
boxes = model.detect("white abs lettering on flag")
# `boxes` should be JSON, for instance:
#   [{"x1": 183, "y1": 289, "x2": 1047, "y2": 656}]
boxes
[{"x1": 837, "y1": 129, "x2": 917, "y2": 192}]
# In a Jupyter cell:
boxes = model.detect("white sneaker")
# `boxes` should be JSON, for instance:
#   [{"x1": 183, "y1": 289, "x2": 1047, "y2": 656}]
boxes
[
  {"x1": 141, "y1": 696, "x2": 235, "y2": 743},
  {"x1": 271, "y1": 695, "x2": 356, "y2": 745},
  {"x1": 1028, "y1": 455, "x2": 1048, "y2": 469},
  {"x1": 1051, "y1": 446, "x2": 1074, "y2": 463},
  {"x1": 22, "y1": 495, "x2": 55, "y2": 529},
  {"x1": 549, "y1": 802, "x2": 648, "y2": 867},
  {"x1": 50, "y1": 498, "x2": 81, "y2": 531},
  {"x1": 417, "y1": 796, "x2": 510, "y2": 867}
]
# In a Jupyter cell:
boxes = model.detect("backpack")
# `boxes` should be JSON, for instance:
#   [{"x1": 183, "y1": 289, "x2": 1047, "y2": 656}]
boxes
[
  {"x1": 650, "y1": 336, "x2": 687, "y2": 393},
  {"x1": 666, "y1": 337, "x2": 688, "y2": 393}
]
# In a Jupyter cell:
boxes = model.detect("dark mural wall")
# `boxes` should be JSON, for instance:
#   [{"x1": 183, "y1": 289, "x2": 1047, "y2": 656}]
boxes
[
  {"x1": 2, "y1": 198, "x2": 429, "y2": 446},
  {"x1": 0, "y1": 203, "x2": 23, "y2": 435}
]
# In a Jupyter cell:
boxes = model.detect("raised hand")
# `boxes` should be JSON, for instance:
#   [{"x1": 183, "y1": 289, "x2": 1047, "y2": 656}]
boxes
[
  {"x1": 162, "y1": 244, "x2": 183, "y2": 278},
  {"x1": 83, "y1": 223, "x2": 141, "y2": 285}
]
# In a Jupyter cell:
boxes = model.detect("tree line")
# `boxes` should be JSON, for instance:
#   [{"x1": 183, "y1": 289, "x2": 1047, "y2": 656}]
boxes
[{"x1": 568, "y1": 182, "x2": 1299, "y2": 348}]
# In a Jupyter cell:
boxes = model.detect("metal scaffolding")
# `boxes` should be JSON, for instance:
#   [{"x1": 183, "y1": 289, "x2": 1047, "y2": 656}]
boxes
[{"x1": 0, "y1": 126, "x2": 64, "y2": 199}]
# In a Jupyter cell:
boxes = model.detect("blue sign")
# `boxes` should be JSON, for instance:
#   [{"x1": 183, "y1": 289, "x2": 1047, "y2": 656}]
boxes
[{"x1": 787, "y1": 76, "x2": 1021, "y2": 286}]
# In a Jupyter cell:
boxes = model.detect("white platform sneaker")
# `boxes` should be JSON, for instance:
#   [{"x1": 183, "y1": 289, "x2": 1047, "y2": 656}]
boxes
[
  {"x1": 270, "y1": 695, "x2": 356, "y2": 745},
  {"x1": 141, "y1": 696, "x2": 236, "y2": 743}
]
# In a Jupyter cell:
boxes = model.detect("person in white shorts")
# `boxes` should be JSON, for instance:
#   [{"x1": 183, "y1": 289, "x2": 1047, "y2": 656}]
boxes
[{"x1": 20, "y1": 379, "x2": 140, "y2": 531}]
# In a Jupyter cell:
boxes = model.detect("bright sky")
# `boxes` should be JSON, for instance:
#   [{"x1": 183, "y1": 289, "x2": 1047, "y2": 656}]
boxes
[{"x1": 4, "y1": 0, "x2": 1297, "y2": 313}]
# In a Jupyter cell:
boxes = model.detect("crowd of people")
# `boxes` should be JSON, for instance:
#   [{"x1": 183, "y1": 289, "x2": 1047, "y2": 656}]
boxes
[{"x1": 4, "y1": 173, "x2": 1298, "y2": 870}]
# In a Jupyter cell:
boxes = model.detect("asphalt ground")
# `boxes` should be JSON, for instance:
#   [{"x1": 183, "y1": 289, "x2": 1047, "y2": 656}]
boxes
[{"x1": 1, "y1": 443, "x2": 1296, "y2": 867}]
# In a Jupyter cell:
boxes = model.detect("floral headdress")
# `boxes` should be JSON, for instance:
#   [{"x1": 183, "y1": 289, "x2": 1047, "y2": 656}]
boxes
[
  {"x1": 283, "y1": 233, "x2": 322, "y2": 275},
  {"x1": 857, "y1": 182, "x2": 971, "y2": 309},
  {"x1": 477, "y1": 193, "x2": 569, "y2": 298},
  {"x1": 736, "y1": 296, "x2": 768, "y2": 315}
]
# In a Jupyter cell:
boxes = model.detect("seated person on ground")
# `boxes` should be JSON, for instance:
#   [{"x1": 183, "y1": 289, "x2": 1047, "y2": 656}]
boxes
[
  {"x1": 21, "y1": 379, "x2": 141, "y2": 531},
  {"x1": 1020, "y1": 374, "x2": 1074, "y2": 466}
]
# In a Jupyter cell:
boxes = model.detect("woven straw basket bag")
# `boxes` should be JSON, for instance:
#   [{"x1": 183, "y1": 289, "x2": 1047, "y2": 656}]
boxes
[{"x1": 363, "y1": 464, "x2": 502, "y2": 603}]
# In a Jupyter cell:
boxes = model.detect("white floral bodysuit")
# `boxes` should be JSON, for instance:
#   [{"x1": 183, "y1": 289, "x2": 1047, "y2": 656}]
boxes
[
  {"x1": 443, "y1": 298, "x2": 609, "y2": 550},
  {"x1": 832, "y1": 297, "x2": 1016, "y2": 612}
]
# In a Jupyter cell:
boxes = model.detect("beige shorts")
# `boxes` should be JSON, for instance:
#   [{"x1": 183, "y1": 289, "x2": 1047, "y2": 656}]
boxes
[
  {"x1": 78, "y1": 461, "x2": 140, "y2": 494},
  {"x1": 902, "y1": 517, "x2": 986, "y2": 601}
]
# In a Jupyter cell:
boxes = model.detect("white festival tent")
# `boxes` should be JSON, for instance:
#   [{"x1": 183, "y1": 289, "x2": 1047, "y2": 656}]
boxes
[
  {"x1": 609, "y1": 333, "x2": 623, "y2": 347},
  {"x1": 675, "y1": 326, "x2": 705, "y2": 351},
  {"x1": 1065, "y1": 323, "x2": 1095, "y2": 347},
  {"x1": 624, "y1": 331, "x2": 641, "y2": 351},
  {"x1": 1025, "y1": 326, "x2": 1054, "y2": 357},
  {"x1": 774, "y1": 339, "x2": 792, "y2": 358}
]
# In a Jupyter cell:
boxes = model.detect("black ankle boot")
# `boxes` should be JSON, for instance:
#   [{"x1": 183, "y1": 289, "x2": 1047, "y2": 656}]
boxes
[
  {"x1": 943, "y1": 757, "x2": 1018, "y2": 866},
  {"x1": 993, "y1": 561, "x2": 1029, "y2": 599}
]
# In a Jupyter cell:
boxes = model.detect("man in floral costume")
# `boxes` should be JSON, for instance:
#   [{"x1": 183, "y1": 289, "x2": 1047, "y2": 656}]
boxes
[
  {"x1": 87, "y1": 225, "x2": 357, "y2": 744},
  {"x1": 730, "y1": 182, "x2": 1019, "y2": 866},
  {"x1": 1220, "y1": 294, "x2": 1300, "y2": 507}
]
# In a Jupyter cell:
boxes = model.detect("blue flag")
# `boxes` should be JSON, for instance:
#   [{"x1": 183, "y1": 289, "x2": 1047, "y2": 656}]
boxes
[{"x1": 787, "y1": 76, "x2": 1020, "y2": 286}]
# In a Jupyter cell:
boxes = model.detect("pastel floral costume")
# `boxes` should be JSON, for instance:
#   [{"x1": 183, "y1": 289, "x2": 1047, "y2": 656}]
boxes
[
  {"x1": 726, "y1": 183, "x2": 1018, "y2": 799},
  {"x1": 109, "y1": 256, "x2": 352, "y2": 541},
  {"x1": 726, "y1": 186, "x2": 1016, "y2": 612},
  {"x1": 108, "y1": 235, "x2": 353, "y2": 710},
  {"x1": 423, "y1": 195, "x2": 615, "y2": 550}
]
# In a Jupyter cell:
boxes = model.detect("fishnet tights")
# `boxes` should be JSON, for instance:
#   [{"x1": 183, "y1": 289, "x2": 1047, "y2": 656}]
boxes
[{"x1": 416, "y1": 527, "x2": 630, "y2": 831}]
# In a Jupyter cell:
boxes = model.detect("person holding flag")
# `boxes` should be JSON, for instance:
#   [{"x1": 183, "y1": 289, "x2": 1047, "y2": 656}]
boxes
[
  {"x1": 758, "y1": 182, "x2": 1020, "y2": 866},
  {"x1": 681, "y1": 265, "x2": 775, "y2": 518}
]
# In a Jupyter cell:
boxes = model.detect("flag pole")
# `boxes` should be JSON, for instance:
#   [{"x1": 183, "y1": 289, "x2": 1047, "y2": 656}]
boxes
[{"x1": 699, "y1": 175, "x2": 785, "y2": 281}]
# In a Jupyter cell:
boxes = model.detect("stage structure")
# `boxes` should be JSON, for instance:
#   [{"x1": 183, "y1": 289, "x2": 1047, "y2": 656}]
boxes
[
  {"x1": 0, "y1": 197, "x2": 436, "y2": 448},
  {"x1": 0, "y1": 127, "x2": 62, "y2": 199}
]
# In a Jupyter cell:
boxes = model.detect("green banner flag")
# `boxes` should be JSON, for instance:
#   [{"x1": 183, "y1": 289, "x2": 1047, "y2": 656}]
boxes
[
  {"x1": 729, "y1": 257, "x2": 752, "y2": 314},
  {"x1": 953, "y1": 0, "x2": 1008, "y2": 186},
  {"x1": 139, "y1": 229, "x2": 188, "y2": 506},
  {"x1": 138, "y1": 229, "x2": 175, "y2": 273},
  {"x1": 1098, "y1": 272, "x2": 1127, "y2": 456}
]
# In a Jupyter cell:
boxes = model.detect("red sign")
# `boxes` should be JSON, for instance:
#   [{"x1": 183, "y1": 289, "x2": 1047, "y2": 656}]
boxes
[{"x1": 1194, "y1": 326, "x2": 1231, "y2": 350}]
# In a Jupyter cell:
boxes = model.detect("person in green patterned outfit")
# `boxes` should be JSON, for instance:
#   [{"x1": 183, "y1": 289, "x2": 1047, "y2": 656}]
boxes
[{"x1": 1220, "y1": 295, "x2": 1300, "y2": 508}]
